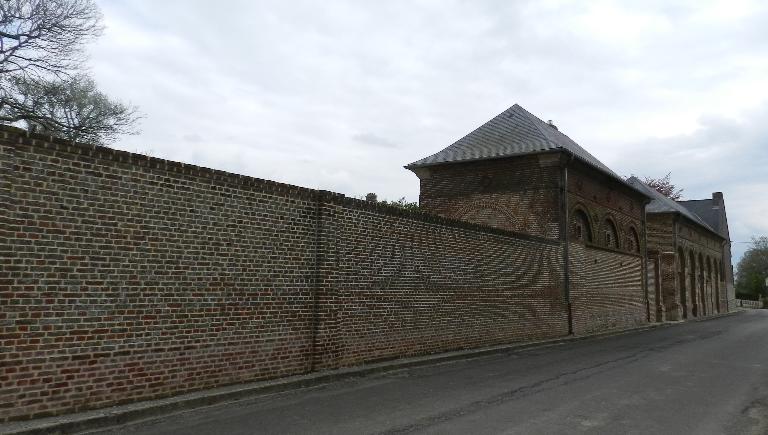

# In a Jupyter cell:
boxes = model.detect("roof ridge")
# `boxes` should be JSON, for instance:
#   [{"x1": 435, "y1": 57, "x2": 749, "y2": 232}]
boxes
[
  {"x1": 512, "y1": 104, "x2": 560, "y2": 149},
  {"x1": 405, "y1": 104, "x2": 647, "y2": 200}
]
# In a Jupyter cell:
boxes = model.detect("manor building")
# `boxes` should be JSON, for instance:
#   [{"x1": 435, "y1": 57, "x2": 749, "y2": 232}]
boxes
[
  {"x1": 407, "y1": 104, "x2": 735, "y2": 326},
  {"x1": 407, "y1": 104, "x2": 653, "y2": 334},
  {"x1": 629, "y1": 178, "x2": 733, "y2": 320}
]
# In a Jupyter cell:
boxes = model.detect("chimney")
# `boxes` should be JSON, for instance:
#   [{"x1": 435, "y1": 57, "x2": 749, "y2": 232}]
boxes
[
  {"x1": 547, "y1": 120, "x2": 558, "y2": 130},
  {"x1": 365, "y1": 193, "x2": 378, "y2": 202},
  {"x1": 712, "y1": 192, "x2": 724, "y2": 207}
]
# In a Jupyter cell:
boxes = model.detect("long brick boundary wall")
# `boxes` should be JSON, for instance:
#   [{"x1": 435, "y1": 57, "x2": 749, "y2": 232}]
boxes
[{"x1": 0, "y1": 126, "x2": 575, "y2": 421}]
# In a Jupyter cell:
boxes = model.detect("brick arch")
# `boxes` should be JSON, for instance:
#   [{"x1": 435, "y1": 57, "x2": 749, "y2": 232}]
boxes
[
  {"x1": 706, "y1": 256, "x2": 716, "y2": 314},
  {"x1": 626, "y1": 225, "x2": 640, "y2": 253},
  {"x1": 569, "y1": 203, "x2": 594, "y2": 243},
  {"x1": 689, "y1": 248, "x2": 697, "y2": 317},
  {"x1": 714, "y1": 258, "x2": 722, "y2": 313},
  {"x1": 452, "y1": 199, "x2": 519, "y2": 231},
  {"x1": 678, "y1": 247, "x2": 688, "y2": 319},
  {"x1": 698, "y1": 252, "x2": 707, "y2": 316},
  {"x1": 600, "y1": 215, "x2": 620, "y2": 249}
]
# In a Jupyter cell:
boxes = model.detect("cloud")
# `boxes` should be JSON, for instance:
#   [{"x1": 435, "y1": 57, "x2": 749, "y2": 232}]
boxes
[
  {"x1": 610, "y1": 103, "x2": 768, "y2": 262},
  {"x1": 88, "y1": 0, "x2": 768, "y2": 263},
  {"x1": 352, "y1": 132, "x2": 398, "y2": 149},
  {"x1": 182, "y1": 133, "x2": 203, "y2": 143}
]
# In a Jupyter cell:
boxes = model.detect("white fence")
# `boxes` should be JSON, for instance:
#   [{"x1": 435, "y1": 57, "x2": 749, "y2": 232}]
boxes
[{"x1": 735, "y1": 299, "x2": 763, "y2": 309}]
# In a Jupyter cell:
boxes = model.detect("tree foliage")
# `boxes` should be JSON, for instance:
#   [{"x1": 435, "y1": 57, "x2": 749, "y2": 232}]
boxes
[
  {"x1": 0, "y1": 0, "x2": 139, "y2": 144},
  {"x1": 735, "y1": 236, "x2": 768, "y2": 300},
  {"x1": 4, "y1": 74, "x2": 139, "y2": 144},
  {"x1": 640, "y1": 172, "x2": 684, "y2": 200},
  {"x1": 380, "y1": 197, "x2": 419, "y2": 211}
]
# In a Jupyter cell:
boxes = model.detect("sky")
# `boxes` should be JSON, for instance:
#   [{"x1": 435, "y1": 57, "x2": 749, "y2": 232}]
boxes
[{"x1": 89, "y1": 0, "x2": 767, "y2": 263}]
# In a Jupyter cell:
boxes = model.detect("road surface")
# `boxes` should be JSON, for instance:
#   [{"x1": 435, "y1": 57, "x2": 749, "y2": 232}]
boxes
[{"x1": 93, "y1": 310, "x2": 768, "y2": 435}]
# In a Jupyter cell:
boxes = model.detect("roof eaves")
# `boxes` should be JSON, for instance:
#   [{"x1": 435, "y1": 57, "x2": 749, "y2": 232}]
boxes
[{"x1": 404, "y1": 147, "x2": 564, "y2": 170}]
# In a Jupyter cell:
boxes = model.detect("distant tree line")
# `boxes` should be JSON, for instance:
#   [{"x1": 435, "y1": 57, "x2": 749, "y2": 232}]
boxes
[{"x1": 735, "y1": 236, "x2": 768, "y2": 303}]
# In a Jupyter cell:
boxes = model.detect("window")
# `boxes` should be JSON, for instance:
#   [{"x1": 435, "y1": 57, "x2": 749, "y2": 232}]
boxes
[
  {"x1": 603, "y1": 219, "x2": 619, "y2": 248},
  {"x1": 570, "y1": 209, "x2": 592, "y2": 243},
  {"x1": 627, "y1": 227, "x2": 640, "y2": 253}
]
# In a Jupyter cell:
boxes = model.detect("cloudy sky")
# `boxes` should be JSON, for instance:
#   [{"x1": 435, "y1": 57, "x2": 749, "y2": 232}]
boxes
[{"x1": 89, "y1": 0, "x2": 767, "y2": 262}]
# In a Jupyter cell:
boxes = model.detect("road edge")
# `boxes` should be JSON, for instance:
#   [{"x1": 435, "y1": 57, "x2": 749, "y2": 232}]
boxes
[{"x1": 0, "y1": 310, "x2": 744, "y2": 435}]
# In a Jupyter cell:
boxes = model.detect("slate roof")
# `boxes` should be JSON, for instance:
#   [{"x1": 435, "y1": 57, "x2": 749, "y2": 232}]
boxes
[
  {"x1": 627, "y1": 177, "x2": 723, "y2": 238},
  {"x1": 406, "y1": 103, "x2": 623, "y2": 181},
  {"x1": 678, "y1": 199, "x2": 728, "y2": 238}
]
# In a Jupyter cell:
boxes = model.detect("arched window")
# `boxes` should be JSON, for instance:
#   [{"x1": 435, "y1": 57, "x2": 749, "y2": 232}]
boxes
[
  {"x1": 678, "y1": 248, "x2": 687, "y2": 319},
  {"x1": 602, "y1": 218, "x2": 619, "y2": 249},
  {"x1": 689, "y1": 250, "x2": 696, "y2": 317},
  {"x1": 627, "y1": 226, "x2": 640, "y2": 253},
  {"x1": 570, "y1": 209, "x2": 592, "y2": 243},
  {"x1": 699, "y1": 254, "x2": 706, "y2": 315}
]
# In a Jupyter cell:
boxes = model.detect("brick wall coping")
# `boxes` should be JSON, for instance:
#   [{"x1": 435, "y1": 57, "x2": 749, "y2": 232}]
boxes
[{"x1": 0, "y1": 124, "x2": 560, "y2": 247}]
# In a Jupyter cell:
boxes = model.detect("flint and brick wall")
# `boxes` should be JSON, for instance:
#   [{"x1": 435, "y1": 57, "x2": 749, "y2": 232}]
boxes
[{"x1": 0, "y1": 127, "x2": 574, "y2": 422}]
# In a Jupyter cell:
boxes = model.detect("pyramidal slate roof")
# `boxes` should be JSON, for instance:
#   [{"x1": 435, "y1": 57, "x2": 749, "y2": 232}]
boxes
[
  {"x1": 406, "y1": 103, "x2": 621, "y2": 181},
  {"x1": 626, "y1": 177, "x2": 723, "y2": 238}
]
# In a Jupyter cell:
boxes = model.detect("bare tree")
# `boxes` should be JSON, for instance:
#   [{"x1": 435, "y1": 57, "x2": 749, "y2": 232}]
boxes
[
  {"x1": 0, "y1": 0, "x2": 140, "y2": 144},
  {"x1": 0, "y1": 0, "x2": 102, "y2": 78}
]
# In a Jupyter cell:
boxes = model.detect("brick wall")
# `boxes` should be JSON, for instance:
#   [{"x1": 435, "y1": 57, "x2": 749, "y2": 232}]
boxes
[
  {"x1": 646, "y1": 214, "x2": 675, "y2": 253},
  {"x1": 647, "y1": 253, "x2": 659, "y2": 322},
  {"x1": 415, "y1": 155, "x2": 562, "y2": 239},
  {"x1": 1, "y1": 130, "x2": 320, "y2": 421},
  {"x1": 320, "y1": 201, "x2": 568, "y2": 369},
  {"x1": 645, "y1": 211, "x2": 728, "y2": 320},
  {"x1": 564, "y1": 164, "x2": 648, "y2": 334},
  {"x1": 567, "y1": 165, "x2": 644, "y2": 253},
  {"x1": 0, "y1": 127, "x2": 574, "y2": 421},
  {"x1": 570, "y1": 243, "x2": 646, "y2": 334},
  {"x1": 676, "y1": 219, "x2": 726, "y2": 316}
]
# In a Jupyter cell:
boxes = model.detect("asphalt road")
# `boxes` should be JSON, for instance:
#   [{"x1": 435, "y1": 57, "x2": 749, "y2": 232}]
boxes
[{"x1": 92, "y1": 310, "x2": 768, "y2": 435}]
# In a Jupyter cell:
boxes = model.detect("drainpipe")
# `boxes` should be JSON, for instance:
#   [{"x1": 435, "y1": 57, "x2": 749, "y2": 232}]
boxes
[{"x1": 560, "y1": 154, "x2": 573, "y2": 335}]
